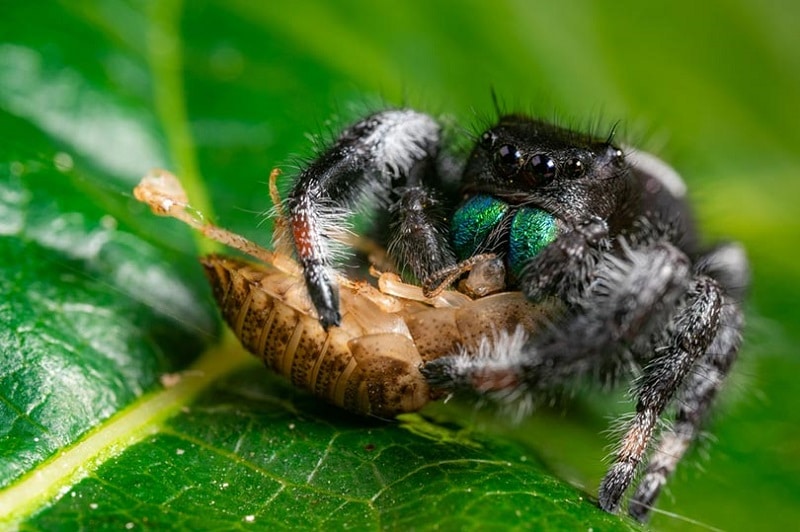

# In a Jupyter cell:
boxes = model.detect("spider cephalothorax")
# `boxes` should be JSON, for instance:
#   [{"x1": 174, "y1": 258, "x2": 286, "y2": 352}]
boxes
[{"x1": 285, "y1": 108, "x2": 748, "y2": 522}]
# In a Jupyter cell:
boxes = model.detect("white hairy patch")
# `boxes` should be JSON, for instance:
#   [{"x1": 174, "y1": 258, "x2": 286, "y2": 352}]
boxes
[
  {"x1": 707, "y1": 242, "x2": 747, "y2": 273},
  {"x1": 454, "y1": 325, "x2": 529, "y2": 369},
  {"x1": 625, "y1": 147, "x2": 687, "y2": 199},
  {"x1": 448, "y1": 326, "x2": 538, "y2": 420},
  {"x1": 365, "y1": 110, "x2": 441, "y2": 180},
  {"x1": 297, "y1": 193, "x2": 354, "y2": 266}
]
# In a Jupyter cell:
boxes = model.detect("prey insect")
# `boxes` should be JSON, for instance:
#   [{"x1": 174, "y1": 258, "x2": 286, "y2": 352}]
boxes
[
  {"x1": 133, "y1": 169, "x2": 556, "y2": 418},
  {"x1": 284, "y1": 108, "x2": 749, "y2": 521}
]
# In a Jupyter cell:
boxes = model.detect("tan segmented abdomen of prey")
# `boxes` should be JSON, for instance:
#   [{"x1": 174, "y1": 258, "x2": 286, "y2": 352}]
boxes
[{"x1": 201, "y1": 254, "x2": 556, "y2": 417}]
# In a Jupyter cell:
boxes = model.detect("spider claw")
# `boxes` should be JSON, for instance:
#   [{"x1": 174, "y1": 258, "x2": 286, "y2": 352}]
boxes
[{"x1": 305, "y1": 269, "x2": 341, "y2": 329}]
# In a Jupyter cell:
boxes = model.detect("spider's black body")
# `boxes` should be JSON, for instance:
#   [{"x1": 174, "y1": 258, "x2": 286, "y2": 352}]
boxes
[{"x1": 286, "y1": 109, "x2": 748, "y2": 521}]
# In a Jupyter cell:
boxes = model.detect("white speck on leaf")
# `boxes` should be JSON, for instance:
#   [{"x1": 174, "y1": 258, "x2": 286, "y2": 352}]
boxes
[
  {"x1": 100, "y1": 214, "x2": 118, "y2": 230},
  {"x1": 53, "y1": 152, "x2": 73, "y2": 172}
]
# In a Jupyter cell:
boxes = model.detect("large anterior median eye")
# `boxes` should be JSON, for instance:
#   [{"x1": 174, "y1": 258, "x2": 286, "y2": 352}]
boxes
[
  {"x1": 451, "y1": 195, "x2": 508, "y2": 259},
  {"x1": 508, "y1": 207, "x2": 558, "y2": 278},
  {"x1": 493, "y1": 144, "x2": 523, "y2": 178},
  {"x1": 526, "y1": 154, "x2": 556, "y2": 185}
]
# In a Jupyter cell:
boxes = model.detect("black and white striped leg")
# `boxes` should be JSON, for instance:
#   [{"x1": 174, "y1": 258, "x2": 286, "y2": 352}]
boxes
[
  {"x1": 627, "y1": 244, "x2": 747, "y2": 521},
  {"x1": 287, "y1": 110, "x2": 443, "y2": 328},
  {"x1": 388, "y1": 186, "x2": 457, "y2": 284},
  {"x1": 599, "y1": 275, "x2": 723, "y2": 516}
]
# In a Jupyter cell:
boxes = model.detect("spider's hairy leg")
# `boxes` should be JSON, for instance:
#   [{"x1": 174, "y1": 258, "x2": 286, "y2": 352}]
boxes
[
  {"x1": 287, "y1": 109, "x2": 446, "y2": 328},
  {"x1": 388, "y1": 185, "x2": 457, "y2": 285},
  {"x1": 423, "y1": 238, "x2": 718, "y2": 516},
  {"x1": 628, "y1": 244, "x2": 747, "y2": 521},
  {"x1": 599, "y1": 273, "x2": 723, "y2": 517},
  {"x1": 522, "y1": 217, "x2": 609, "y2": 305},
  {"x1": 512, "y1": 241, "x2": 696, "y2": 394}
]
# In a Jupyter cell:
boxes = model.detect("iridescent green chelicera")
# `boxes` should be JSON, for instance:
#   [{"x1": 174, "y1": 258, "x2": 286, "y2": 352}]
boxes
[
  {"x1": 508, "y1": 207, "x2": 558, "y2": 277},
  {"x1": 450, "y1": 194, "x2": 508, "y2": 259},
  {"x1": 451, "y1": 194, "x2": 558, "y2": 277}
]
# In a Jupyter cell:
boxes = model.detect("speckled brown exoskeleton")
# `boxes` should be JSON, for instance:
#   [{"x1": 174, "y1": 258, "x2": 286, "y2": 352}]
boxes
[{"x1": 134, "y1": 169, "x2": 556, "y2": 419}]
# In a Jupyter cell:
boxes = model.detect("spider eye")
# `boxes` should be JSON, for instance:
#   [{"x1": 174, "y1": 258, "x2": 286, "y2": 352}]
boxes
[
  {"x1": 527, "y1": 154, "x2": 556, "y2": 183},
  {"x1": 493, "y1": 143, "x2": 523, "y2": 177},
  {"x1": 480, "y1": 131, "x2": 496, "y2": 148},
  {"x1": 565, "y1": 157, "x2": 585, "y2": 178}
]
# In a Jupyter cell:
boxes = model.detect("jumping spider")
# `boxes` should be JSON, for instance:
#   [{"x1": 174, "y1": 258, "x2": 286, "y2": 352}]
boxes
[{"x1": 286, "y1": 109, "x2": 748, "y2": 521}]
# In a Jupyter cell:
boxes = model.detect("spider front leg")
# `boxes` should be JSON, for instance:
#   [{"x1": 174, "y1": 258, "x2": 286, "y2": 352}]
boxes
[
  {"x1": 521, "y1": 216, "x2": 610, "y2": 305},
  {"x1": 387, "y1": 186, "x2": 457, "y2": 285},
  {"x1": 287, "y1": 109, "x2": 452, "y2": 328}
]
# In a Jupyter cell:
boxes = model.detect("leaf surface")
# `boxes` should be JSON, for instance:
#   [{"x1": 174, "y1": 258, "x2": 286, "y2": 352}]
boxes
[{"x1": 1, "y1": 1, "x2": 799, "y2": 530}]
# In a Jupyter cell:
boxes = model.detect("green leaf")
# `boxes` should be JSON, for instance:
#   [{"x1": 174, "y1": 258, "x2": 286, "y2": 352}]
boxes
[
  {"x1": 2, "y1": 1, "x2": 799, "y2": 530},
  {"x1": 0, "y1": 108, "x2": 217, "y2": 486},
  {"x1": 22, "y1": 369, "x2": 636, "y2": 530}
]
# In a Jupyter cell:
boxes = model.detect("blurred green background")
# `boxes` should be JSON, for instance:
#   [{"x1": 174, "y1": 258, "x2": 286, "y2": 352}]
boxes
[{"x1": 2, "y1": 0, "x2": 799, "y2": 530}]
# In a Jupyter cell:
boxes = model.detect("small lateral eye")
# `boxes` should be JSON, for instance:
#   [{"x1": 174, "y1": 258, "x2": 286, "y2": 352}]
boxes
[
  {"x1": 494, "y1": 143, "x2": 523, "y2": 176},
  {"x1": 565, "y1": 157, "x2": 585, "y2": 178},
  {"x1": 607, "y1": 144, "x2": 624, "y2": 160},
  {"x1": 527, "y1": 154, "x2": 556, "y2": 182},
  {"x1": 480, "y1": 131, "x2": 496, "y2": 148}
]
